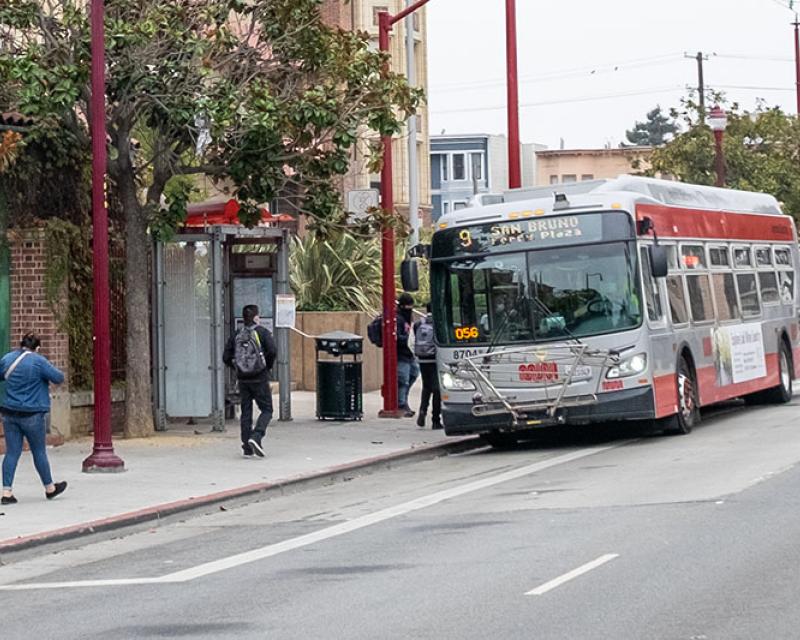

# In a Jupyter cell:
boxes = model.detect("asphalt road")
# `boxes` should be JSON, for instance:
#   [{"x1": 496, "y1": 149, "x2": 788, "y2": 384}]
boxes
[{"x1": 1, "y1": 394, "x2": 799, "y2": 640}]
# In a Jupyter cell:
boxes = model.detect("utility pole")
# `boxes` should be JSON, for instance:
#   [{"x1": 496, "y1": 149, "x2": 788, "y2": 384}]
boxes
[
  {"x1": 685, "y1": 51, "x2": 708, "y2": 116},
  {"x1": 794, "y1": 16, "x2": 800, "y2": 114}
]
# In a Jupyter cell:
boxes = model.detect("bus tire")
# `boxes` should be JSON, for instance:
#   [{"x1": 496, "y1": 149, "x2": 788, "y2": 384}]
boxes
[
  {"x1": 755, "y1": 340, "x2": 793, "y2": 405},
  {"x1": 662, "y1": 355, "x2": 699, "y2": 435},
  {"x1": 482, "y1": 431, "x2": 518, "y2": 449}
]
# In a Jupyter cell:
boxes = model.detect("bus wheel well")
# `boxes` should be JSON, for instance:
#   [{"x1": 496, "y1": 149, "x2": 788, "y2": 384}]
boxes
[{"x1": 679, "y1": 346, "x2": 696, "y2": 377}]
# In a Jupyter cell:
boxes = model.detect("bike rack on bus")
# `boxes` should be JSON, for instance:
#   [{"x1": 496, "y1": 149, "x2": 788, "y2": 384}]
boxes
[{"x1": 451, "y1": 345, "x2": 621, "y2": 426}]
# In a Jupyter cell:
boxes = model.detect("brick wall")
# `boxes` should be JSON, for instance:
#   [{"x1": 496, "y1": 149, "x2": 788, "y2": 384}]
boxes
[
  {"x1": 0, "y1": 228, "x2": 71, "y2": 448},
  {"x1": 320, "y1": 0, "x2": 353, "y2": 29}
]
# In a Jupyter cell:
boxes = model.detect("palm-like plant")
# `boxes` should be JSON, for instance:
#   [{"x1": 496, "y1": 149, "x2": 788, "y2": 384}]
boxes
[{"x1": 290, "y1": 232, "x2": 384, "y2": 312}]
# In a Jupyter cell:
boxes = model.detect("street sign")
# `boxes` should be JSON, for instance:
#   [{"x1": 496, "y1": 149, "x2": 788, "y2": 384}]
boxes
[
  {"x1": 346, "y1": 189, "x2": 380, "y2": 220},
  {"x1": 275, "y1": 293, "x2": 296, "y2": 328}
]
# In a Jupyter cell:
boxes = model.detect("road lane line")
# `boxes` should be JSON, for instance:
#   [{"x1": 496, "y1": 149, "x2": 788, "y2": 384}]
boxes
[
  {"x1": 525, "y1": 553, "x2": 619, "y2": 596},
  {"x1": 0, "y1": 443, "x2": 626, "y2": 590}
]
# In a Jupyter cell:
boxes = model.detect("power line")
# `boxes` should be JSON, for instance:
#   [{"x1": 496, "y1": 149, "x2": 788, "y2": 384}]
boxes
[
  {"x1": 432, "y1": 53, "x2": 684, "y2": 92},
  {"x1": 433, "y1": 86, "x2": 686, "y2": 115}
]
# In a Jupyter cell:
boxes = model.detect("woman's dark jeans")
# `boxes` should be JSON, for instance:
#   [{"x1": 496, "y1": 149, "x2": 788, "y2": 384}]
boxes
[{"x1": 2, "y1": 411, "x2": 53, "y2": 489}]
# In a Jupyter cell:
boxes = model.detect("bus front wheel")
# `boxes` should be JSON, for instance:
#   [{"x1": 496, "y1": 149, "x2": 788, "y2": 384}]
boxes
[
  {"x1": 662, "y1": 355, "x2": 699, "y2": 435},
  {"x1": 482, "y1": 431, "x2": 519, "y2": 449}
]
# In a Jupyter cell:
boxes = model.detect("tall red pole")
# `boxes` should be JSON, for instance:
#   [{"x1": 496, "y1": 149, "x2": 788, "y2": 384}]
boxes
[
  {"x1": 83, "y1": 0, "x2": 124, "y2": 472},
  {"x1": 794, "y1": 18, "x2": 800, "y2": 115},
  {"x1": 506, "y1": 0, "x2": 521, "y2": 189},
  {"x1": 378, "y1": 12, "x2": 401, "y2": 418}
]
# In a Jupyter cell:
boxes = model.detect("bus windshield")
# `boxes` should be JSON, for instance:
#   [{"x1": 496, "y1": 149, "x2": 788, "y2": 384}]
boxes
[{"x1": 432, "y1": 241, "x2": 642, "y2": 346}]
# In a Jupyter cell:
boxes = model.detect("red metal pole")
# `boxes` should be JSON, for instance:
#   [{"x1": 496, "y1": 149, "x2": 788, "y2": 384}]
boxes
[
  {"x1": 714, "y1": 130, "x2": 725, "y2": 188},
  {"x1": 506, "y1": 0, "x2": 521, "y2": 189},
  {"x1": 794, "y1": 18, "x2": 800, "y2": 115},
  {"x1": 83, "y1": 0, "x2": 124, "y2": 472},
  {"x1": 378, "y1": 12, "x2": 401, "y2": 418}
]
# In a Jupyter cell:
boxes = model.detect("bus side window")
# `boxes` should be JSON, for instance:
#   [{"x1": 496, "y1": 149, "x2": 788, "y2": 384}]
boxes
[
  {"x1": 667, "y1": 275, "x2": 689, "y2": 325},
  {"x1": 736, "y1": 273, "x2": 761, "y2": 317},
  {"x1": 640, "y1": 247, "x2": 664, "y2": 321}
]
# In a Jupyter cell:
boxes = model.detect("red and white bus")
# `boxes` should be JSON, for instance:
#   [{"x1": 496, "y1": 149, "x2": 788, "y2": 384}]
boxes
[{"x1": 420, "y1": 176, "x2": 799, "y2": 446}]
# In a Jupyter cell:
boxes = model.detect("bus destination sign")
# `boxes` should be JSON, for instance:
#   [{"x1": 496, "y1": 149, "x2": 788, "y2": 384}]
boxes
[{"x1": 433, "y1": 211, "x2": 632, "y2": 259}]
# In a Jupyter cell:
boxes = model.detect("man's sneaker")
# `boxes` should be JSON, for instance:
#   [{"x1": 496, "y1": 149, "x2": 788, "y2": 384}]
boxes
[
  {"x1": 45, "y1": 481, "x2": 67, "y2": 500},
  {"x1": 432, "y1": 421, "x2": 443, "y2": 430},
  {"x1": 400, "y1": 405, "x2": 415, "y2": 418},
  {"x1": 416, "y1": 414, "x2": 425, "y2": 428},
  {"x1": 242, "y1": 443, "x2": 254, "y2": 457},
  {"x1": 248, "y1": 434, "x2": 265, "y2": 458}
]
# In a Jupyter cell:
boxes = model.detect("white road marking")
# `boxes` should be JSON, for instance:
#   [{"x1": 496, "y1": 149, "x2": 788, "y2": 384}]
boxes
[
  {"x1": 0, "y1": 444, "x2": 625, "y2": 591},
  {"x1": 525, "y1": 553, "x2": 619, "y2": 596}
]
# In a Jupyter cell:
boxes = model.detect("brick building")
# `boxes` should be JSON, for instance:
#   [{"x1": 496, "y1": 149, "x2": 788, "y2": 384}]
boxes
[{"x1": 321, "y1": 0, "x2": 432, "y2": 225}]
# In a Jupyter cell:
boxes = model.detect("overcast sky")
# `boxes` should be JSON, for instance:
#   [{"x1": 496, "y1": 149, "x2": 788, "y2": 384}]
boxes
[{"x1": 427, "y1": 0, "x2": 798, "y2": 149}]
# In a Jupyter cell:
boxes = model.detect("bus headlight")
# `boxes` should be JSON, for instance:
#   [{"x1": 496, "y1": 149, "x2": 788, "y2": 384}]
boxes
[
  {"x1": 606, "y1": 353, "x2": 647, "y2": 379},
  {"x1": 441, "y1": 371, "x2": 476, "y2": 391}
]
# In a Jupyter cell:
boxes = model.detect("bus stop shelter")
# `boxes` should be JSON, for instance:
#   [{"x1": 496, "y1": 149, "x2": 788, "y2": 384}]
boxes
[{"x1": 152, "y1": 200, "x2": 296, "y2": 432}]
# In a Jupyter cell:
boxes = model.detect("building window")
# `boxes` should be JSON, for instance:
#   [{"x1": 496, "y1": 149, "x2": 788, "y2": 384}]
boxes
[
  {"x1": 413, "y1": 11, "x2": 420, "y2": 31},
  {"x1": 549, "y1": 175, "x2": 559, "y2": 185},
  {"x1": 442, "y1": 201, "x2": 450, "y2": 215},
  {"x1": 454, "y1": 201, "x2": 468, "y2": 211},
  {"x1": 470, "y1": 153, "x2": 484, "y2": 181},
  {"x1": 581, "y1": 174, "x2": 594, "y2": 181},
  {"x1": 562, "y1": 174, "x2": 577, "y2": 183},
  {"x1": 452, "y1": 153, "x2": 466, "y2": 181},
  {"x1": 440, "y1": 155, "x2": 449, "y2": 182},
  {"x1": 373, "y1": 6, "x2": 388, "y2": 26}
]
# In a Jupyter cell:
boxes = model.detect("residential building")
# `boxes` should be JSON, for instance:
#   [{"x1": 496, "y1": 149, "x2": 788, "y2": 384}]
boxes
[
  {"x1": 430, "y1": 134, "x2": 546, "y2": 221},
  {"x1": 321, "y1": 0, "x2": 432, "y2": 224},
  {"x1": 536, "y1": 146, "x2": 654, "y2": 186}
]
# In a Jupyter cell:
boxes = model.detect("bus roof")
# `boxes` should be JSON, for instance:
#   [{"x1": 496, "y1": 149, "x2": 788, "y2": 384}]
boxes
[{"x1": 440, "y1": 176, "x2": 784, "y2": 228}]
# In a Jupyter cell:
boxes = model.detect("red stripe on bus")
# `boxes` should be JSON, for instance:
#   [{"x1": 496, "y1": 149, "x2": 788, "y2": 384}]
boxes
[
  {"x1": 653, "y1": 374, "x2": 678, "y2": 418},
  {"x1": 636, "y1": 203, "x2": 796, "y2": 242},
  {"x1": 794, "y1": 347, "x2": 800, "y2": 379},
  {"x1": 696, "y1": 355, "x2": 779, "y2": 406},
  {"x1": 653, "y1": 355, "x2": 780, "y2": 419}
]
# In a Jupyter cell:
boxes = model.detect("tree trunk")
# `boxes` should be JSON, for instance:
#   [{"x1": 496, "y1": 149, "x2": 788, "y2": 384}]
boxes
[{"x1": 122, "y1": 183, "x2": 155, "y2": 438}]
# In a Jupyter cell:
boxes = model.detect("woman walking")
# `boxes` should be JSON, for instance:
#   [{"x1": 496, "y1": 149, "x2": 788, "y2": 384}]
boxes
[{"x1": 1, "y1": 333, "x2": 67, "y2": 504}]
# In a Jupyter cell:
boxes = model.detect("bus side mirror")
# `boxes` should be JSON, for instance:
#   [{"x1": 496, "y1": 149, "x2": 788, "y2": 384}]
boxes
[
  {"x1": 401, "y1": 259, "x2": 419, "y2": 292},
  {"x1": 649, "y1": 245, "x2": 669, "y2": 278}
]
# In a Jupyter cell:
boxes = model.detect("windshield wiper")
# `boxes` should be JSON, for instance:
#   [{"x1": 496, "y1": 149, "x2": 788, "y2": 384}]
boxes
[{"x1": 530, "y1": 293, "x2": 583, "y2": 345}]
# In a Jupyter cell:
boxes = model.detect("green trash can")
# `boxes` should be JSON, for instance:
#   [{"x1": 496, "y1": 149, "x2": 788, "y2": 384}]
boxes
[{"x1": 315, "y1": 331, "x2": 363, "y2": 421}]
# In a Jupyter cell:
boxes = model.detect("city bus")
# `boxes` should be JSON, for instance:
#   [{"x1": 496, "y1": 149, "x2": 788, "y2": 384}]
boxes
[{"x1": 412, "y1": 176, "x2": 799, "y2": 447}]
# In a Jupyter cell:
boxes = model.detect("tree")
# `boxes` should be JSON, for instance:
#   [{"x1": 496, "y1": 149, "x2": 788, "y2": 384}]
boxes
[
  {"x1": 0, "y1": 0, "x2": 420, "y2": 436},
  {"x1": 625, "y1": 105, "x2": 678, "y2": 147},
  {"x1": 648, "y1": 98, "x2": 800, "y2": 222}
]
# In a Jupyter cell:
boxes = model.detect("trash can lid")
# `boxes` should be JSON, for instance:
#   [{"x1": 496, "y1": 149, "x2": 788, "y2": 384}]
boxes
[{"x1": 316, "y1": 330, "x2": 363, "y2": 341}]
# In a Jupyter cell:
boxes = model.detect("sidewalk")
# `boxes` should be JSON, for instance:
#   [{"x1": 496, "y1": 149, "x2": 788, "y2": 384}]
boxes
[{"x1": 0, "y1": 388, "x2": 478, "y2": 553}]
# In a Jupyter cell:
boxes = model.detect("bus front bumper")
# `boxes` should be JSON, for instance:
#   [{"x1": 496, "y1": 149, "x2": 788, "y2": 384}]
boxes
[{"x1": 442, "y1": 386, "x2": 656, "y2": 435}]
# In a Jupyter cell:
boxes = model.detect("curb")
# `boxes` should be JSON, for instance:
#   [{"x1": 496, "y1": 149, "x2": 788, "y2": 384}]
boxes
[{"x1": 0, "y1": 436, "x2": 484, "y2": 555}]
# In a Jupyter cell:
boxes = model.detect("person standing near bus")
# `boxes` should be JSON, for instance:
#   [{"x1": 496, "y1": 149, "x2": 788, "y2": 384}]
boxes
[
  {"x1": 397, "y1": 293, "x2": 419, "y2": 417},
  {"x1": 414, "y1": 304, "x2": 442, "y2": 429},
  {"x1": 1, "y1": 333, "x2": 68, "y2": 504}
]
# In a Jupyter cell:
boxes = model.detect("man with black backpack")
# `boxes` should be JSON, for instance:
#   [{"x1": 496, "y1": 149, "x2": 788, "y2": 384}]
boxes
[
  {"x1": 414, "y1": 303, "x2": 441, "y2": 429},
  {"x1": 223, "y1": 305, "x2": 277, "y2": 458}
]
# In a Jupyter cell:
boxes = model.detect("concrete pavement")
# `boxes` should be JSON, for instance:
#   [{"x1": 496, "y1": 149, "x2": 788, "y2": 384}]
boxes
[{"x1": 0, "y1": 388, "x2": 478, "y2": 553}]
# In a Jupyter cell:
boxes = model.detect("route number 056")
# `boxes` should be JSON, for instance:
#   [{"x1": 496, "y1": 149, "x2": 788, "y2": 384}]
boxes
[{"x1": 454, "y1": 326, "x2": 479, "y2": 341}]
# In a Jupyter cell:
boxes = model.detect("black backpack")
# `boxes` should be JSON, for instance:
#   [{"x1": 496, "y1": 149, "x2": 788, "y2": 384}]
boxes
[
  {"x1": 234, "y1": 326, "x2": 267, "y2": 375},
  {"x1": 367, "y1": 315, "x2": 383, "y2": 347}
]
